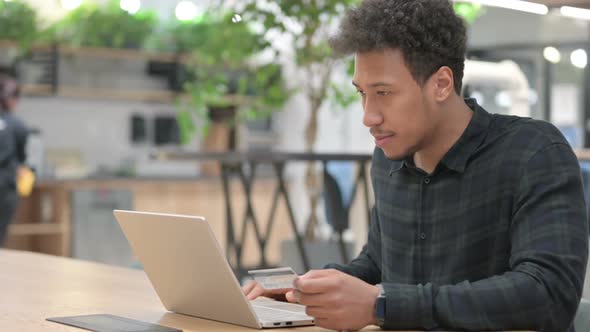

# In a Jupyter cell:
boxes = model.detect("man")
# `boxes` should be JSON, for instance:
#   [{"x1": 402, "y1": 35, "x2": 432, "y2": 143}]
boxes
[
  {"x1": 244, "y1": 0, "x2": 588, "y2": 331},
  {"x1": 0, "y1": 73, "x2": 28, "y2": 246}
]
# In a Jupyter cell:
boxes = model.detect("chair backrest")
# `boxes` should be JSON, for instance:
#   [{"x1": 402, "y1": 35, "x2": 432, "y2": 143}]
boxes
[
  {"x1": 323, "y1": 170, "x2": 349, "y2": 233},
  {"x1": 578, "y1": 161, "x2": 590, "y2": 230},
  {"x1": 574, "y1": 298, "x2": 590, "y2": 332}
]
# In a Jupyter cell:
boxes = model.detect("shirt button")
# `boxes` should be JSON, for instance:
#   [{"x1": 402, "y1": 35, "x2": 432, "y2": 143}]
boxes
[
  {"x1": 420, "y1": 233, "x2": 426, "y2": 240},
  {"x1": 424, "y1": 178, "x2": 431, "y2": 184}
]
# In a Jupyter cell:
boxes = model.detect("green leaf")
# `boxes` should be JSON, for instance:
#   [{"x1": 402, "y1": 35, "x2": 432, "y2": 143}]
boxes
[
  {"x1": 177, "y1": 110, "x2": 197, "y2": 145},
  {"x1": 49, "y1": 0, "x2": 158, "y2": 49},
  {"x1": 453, "y1": 2, "x2": 484, "y2": 24},
  {"x1": 0, "y1": 1, "x2": 39, "y2": 51},
  {"x1": 175, "y1": 0, "x2": 363, "y2": 143}
]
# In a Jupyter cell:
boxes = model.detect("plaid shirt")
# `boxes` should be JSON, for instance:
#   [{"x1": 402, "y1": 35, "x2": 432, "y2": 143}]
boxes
[{"x1": 328, "y1": 100, "x2": 588, "y2": 331}]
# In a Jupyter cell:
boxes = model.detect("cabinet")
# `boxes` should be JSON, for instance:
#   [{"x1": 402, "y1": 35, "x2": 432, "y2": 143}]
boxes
[
  {"x1": 7, "y1": 182, "x2": 70, "y2": 256},
  {"x1": 71, "y1": 189, "x2": 134, "y2": 267}
]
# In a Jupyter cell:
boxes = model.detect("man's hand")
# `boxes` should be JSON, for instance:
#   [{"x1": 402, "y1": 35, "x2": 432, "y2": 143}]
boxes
[
  {"x1": 242, "y1": 280, "x2": 296, "y2": 302},
  {"x1": 292, "y1": 269, "x2": 380, "y2": 331}
]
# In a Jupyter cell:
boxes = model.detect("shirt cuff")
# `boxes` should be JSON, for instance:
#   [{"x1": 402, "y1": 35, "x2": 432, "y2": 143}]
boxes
[{"x1": 381, "y1": 282, "x2": 437, "y2": 330}]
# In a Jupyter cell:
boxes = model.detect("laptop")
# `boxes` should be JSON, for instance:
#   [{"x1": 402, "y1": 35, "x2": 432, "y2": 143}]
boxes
[{"x1": 113, "y1": 210, "x2": 315, "y2": 329}]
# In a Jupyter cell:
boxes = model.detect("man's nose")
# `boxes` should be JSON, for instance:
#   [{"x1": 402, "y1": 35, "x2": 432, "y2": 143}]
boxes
[{"x1": 363, "y1": 101, "x2": 383, "y2": 128}]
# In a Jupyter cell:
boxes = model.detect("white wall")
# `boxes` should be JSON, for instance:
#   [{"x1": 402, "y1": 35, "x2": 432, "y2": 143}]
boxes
[
  {"x1": 468, "y1": 7, "x2": 589, "y2": 48},
  {"x1": 18, "y1": 97, "x2": 201, "y2": 178}
]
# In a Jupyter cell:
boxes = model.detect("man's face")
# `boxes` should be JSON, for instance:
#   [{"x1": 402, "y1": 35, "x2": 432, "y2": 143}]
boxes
[{"x1": 353, "y1": 49, "x2": 437, "y2": 160}]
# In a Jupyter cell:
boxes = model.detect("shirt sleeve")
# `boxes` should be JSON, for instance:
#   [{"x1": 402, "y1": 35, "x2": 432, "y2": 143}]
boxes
[
  {"x1": 379, "y1": 143, "x2": 588, "y2": 331},
  {"x1": 325, "y1": 206, "x2": 382, "y2": 285}
]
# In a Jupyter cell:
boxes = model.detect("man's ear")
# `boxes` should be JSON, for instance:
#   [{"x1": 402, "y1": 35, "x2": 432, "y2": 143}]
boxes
[{"x1": 429, "y1": 66, "x2": 455, "y2": 102}]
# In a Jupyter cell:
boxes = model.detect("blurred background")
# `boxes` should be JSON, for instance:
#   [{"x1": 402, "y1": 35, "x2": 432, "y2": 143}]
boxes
[{"x1": 1, "y1": 0, "x2": 590, "y2": 290}]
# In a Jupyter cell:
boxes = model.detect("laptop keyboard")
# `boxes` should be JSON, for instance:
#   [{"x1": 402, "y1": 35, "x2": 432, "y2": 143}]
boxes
[{"x1": 252, "y1": 301, "x2": 312, "y2": 322}]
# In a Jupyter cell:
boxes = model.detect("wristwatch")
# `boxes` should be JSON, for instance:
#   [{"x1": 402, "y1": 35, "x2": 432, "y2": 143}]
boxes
[{"x1": 374, "y1": 284, "x2": 386, "y2": 327}]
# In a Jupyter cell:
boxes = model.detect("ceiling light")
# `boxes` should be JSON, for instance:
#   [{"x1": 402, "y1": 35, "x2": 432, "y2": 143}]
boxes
[
  {"x1": 543, "y1": 46, "x2": 561, "y2": 64},
  {"x1": 120, "y1": 0, "x2": 141, "y2": 15},
  {"x1": 61, "y1": 0, "x2": 82, "y2": 10},
  {"x1": 561, "y1": 6, "x2": 590, "y2": 20},
  {"x1": 175, "y1": 1, "x2": 199, "y2": 21},
  {"x1": 495, "y1": 91, "x2": 513, "y2": 108},
  {"x1": 453, "y1": 0, "x2": 548, "y2": 15},
  {"x1": 470, "y1": 91, "x2": 485, "y2": 105},
  {"x1": 571, "y1": 49, "x2": 588, "y2": 69}
]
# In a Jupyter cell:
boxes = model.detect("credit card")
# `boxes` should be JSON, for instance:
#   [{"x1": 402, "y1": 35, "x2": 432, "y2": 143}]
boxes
[{"x1": 248, "y1": 267, "x2": 297, "y2": 290}]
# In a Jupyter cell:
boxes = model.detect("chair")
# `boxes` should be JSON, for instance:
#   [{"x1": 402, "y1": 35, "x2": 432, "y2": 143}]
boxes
[
  {"x1": 323, "y1": 165, "x2": 352, "y2": 263},
  {"x1": 579, "y1": 161, "x2": 590, "y2": 231}
]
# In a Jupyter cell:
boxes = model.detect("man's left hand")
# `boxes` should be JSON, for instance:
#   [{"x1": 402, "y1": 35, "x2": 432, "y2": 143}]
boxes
[{"x1": 291, "y1": 269, "x2": 380, "y2": 331}]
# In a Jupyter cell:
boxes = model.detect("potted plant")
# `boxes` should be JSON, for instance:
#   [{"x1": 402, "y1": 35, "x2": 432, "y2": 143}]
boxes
[
  {"x1": 48, "y1": 0, "x2": 158, "y2": 49},
  {"x1": 163, "y1": 13, "x2": 290, "y2": 155},
  {"x1": 0, "y1": 0, "x2": 39, "y2": 65},
  {"x1": 35, "y1": 1, "x2": 160, "y2": 97}
]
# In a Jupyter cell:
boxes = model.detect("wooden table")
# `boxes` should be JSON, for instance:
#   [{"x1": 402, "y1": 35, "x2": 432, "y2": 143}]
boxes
[
  {"x1": 0, "y1": 249, "x2": 365, "y2": 332},
  {"x1": 0, "y1": 249, "x2": 531, "y2": 332}
]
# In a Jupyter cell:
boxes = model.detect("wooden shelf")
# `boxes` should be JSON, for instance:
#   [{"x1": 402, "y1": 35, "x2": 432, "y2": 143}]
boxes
[
  {"x1": 21, "y1": 84, "x2": 178, "y2": 103},
  {"x1": 0, "y1": 40, "x2": 190, "y2": 63},
  {"x1": 59, "y1": 86, "x2": 179, "y2": 103},
  {"x1": 21, "y1": 84, "x2": 253, "y2": 105},
  {"x1": 0, "y1": 40, "x2": 17, "y2": 48},
  {"x1": 58, "y1": 45, "x2": 191, "y2": 63},
  {"x1": 8, "y1": 223, "x2": 67, "y2": 236},
  {"x1": 21, "y1": 84, "x2": 53, "y2": 96},
  {"x1": 4, "y1": 42, "x2": 254, "y2": 105}
]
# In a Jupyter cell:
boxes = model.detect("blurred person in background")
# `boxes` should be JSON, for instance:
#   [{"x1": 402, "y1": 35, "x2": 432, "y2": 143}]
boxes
[{"x1": 0, "y1": 72, "x2": 28, "y2": 246}]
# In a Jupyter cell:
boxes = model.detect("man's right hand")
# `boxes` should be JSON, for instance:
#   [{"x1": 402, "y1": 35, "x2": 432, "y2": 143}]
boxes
[{"x1": 242, "y1": 280, "x2": 296, "y2": 302}]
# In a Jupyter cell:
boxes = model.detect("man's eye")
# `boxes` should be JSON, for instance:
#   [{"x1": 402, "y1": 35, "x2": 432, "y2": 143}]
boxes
[
  {"x1": 377, "y1": 91, "x2": 391, "y2": 96},
  {"x1": 356, "y1": 90, "x2": 366, "y2": 96}
]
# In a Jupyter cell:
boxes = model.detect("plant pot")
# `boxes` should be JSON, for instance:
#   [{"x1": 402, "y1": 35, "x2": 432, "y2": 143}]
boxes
[
  {"x1": 208, "y1": 105, "x2": 237, "y2": 123},
  {"x1": 200, "y1": 105, "x2": 238, "y2": 176}
]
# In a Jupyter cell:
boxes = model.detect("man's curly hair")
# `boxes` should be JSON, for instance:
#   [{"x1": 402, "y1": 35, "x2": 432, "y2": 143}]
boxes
[{"x1": 331, "y1": 0, "x2": 467, "y2": 95}]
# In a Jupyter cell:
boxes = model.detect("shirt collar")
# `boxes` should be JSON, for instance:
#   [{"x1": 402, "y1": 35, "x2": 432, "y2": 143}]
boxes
[
  {"x1": 439, "y1": 98, "x2": 492, "y2": 173},
  {"x1": 389, "y1": 98, "x2": 492, "y2": 175}
]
